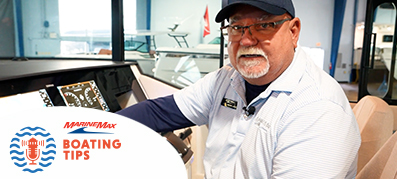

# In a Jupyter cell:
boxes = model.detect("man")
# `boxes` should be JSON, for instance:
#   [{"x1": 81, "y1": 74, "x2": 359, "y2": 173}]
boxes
[{"x1": 117, "y1": 0, "x2": 361, "y2": 178}]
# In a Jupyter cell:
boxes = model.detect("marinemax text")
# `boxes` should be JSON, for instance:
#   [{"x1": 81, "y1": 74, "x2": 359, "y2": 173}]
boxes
[{"x1": 64, "y1": 122, "x2": 117, "y2": 129}]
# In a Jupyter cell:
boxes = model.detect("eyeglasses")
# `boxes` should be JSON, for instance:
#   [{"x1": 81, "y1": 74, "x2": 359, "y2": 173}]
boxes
[{"x1": 220, "y1": 18, "x2": 291, "y2": 41}]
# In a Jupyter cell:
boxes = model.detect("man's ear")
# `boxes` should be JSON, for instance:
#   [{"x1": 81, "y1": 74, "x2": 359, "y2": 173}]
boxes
[{"x1": 290, "y1": 17, "x2": 301, "y2": 48}]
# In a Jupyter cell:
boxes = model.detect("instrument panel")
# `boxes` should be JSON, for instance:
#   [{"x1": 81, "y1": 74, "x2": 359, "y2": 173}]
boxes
[
  {"x1": 0, "y1": 61, "x2": 142, "y2": 113},
  {"x1": 0, "y1": 80, "x2": 110, "y2": 112},
  {"x1": 58, "y1": 80, "x2": 109, "y2": 111}
]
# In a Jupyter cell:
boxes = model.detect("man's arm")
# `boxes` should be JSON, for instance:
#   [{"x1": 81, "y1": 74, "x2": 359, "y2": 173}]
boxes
[{"x1": 116, "y1": 94, "x2": 195, "y2": 132}]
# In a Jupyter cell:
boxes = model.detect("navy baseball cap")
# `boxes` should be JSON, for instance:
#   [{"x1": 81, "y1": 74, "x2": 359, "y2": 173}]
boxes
[{"x1": 215, "y1": 0, "x2": 295, "y2": 23}]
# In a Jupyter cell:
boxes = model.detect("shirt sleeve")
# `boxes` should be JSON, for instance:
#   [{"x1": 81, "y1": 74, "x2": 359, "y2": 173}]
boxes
[
  {"x1": 116, "y1": 94, "x2": 195, "y2": 132},
  {"x1": 173, "y1": 69, "x2": 220, "y2": 126}
]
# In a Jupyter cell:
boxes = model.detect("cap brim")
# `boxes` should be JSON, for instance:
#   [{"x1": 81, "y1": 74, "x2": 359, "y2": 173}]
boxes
[{"x1": 215, "y1": 1, "x2": 287, "y2": 23}]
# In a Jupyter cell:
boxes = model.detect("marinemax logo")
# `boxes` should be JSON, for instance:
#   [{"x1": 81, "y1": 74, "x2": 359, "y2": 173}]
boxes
[
  {"x1": 10, "y1": 127, "x2": 56, "y2": 173},
  {"x1": 64, "y1": 122, "x2": 117, "y2": 134},
  {"x1": 63, "y1": 122, "x2": 121, "y2": 160}
]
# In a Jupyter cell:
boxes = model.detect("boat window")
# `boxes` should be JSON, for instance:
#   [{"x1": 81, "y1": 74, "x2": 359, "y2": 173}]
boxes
[
  {"x1": 0, "y1": 0, "x2": 223, "y2": 88},
  {"x1": 123, "y1": 1, "x2": 223, "y2": 88}
]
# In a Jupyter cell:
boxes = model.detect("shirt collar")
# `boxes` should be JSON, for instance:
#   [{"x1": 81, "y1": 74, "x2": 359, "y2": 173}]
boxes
[{"x1": 262, "y1": 46, "x2": 307, "y2": 95}]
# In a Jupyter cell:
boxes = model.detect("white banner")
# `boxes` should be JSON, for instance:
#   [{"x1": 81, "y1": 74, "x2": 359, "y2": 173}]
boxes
[{"x1": 1, "y1": 107, "x2": 186, "y2": 179}]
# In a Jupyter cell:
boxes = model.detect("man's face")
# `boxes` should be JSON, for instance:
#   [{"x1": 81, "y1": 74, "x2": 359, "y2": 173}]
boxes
[{"x1": 226, "y1": 5, "x2": 300, "y2": 85}]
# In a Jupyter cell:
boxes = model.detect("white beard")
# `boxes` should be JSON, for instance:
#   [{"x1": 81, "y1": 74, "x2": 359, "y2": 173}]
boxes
[{"x1": 236, "y1": 47, "x2": 270, "y2": 79}]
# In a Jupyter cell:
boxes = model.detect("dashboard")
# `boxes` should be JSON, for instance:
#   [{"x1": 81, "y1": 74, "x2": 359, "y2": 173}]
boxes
[{"x1": 0, "y1": 60, "x2": 147, "y2": 112}]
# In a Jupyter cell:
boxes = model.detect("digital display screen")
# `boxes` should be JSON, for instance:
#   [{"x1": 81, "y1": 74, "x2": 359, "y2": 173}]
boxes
[
  {"x1": 0, "y1": 89, "x2": 54, "y2": 109},
  {"x1": 57, "y1": 80, "x2": 110, "y2": 111}
]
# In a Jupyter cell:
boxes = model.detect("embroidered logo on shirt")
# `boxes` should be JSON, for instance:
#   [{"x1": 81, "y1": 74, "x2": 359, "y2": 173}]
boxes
[
  {"x1": 255, "y1": 117, "x2": 271, "y2": 132},
  {"x1": 221, "y1": 98, "x2": 238, "y2": 110}
]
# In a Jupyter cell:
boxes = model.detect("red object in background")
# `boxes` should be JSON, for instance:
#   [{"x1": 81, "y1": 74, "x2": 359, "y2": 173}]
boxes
[{"x1": 203, "y1": 5, "x2": 210, "y2": 37}]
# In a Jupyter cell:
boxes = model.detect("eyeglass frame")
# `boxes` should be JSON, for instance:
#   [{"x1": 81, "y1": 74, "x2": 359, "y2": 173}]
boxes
[{"x1": 220, "y1": 18, "x2": 292, "y2": 39}]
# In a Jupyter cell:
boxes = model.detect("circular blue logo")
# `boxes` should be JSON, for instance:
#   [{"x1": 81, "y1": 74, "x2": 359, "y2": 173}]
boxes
[{"x1": 10, "y1": 127, "x2": 56, "y2": 173}]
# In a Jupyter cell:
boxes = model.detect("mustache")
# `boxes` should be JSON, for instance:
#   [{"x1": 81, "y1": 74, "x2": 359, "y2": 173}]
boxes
[{"x1": 236, "y1": 47, "x2": 267, "y2": 59}]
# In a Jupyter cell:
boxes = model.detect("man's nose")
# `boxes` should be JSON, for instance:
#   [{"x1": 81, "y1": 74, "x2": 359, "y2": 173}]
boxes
[{"x1": 239, "y1": 27, "x2": 258, "y2": 46}]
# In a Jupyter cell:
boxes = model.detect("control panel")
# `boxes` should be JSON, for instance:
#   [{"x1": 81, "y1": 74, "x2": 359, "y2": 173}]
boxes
[
  {"x1": 0, "y1": 60, "x2": 146, "y2": 112},
  {"x1": 58, "y1": 80, "x2": 109, "y2": 111}
]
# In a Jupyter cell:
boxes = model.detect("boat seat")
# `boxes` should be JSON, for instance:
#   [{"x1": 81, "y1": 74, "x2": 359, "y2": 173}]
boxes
[
  {"x1": 352, "y1": 95, "x2": 394, "y2": 173},
  {"x1": 356, "y1": 132, "x2": 397, "y2": 179}
]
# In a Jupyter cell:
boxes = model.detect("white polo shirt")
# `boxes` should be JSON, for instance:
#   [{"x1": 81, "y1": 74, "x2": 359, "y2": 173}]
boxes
[{"x1": 174, "y1": 46, "x2": 361, "y2": 179}]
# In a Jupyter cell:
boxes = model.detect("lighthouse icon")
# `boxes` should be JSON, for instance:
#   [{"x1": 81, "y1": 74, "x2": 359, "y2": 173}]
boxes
[
  {"x1": 22, "y1": 137, "x2": 44, "y2": 165},
  {"x1": 10, "y1": 127, "x2": 56, "y2": 173}
]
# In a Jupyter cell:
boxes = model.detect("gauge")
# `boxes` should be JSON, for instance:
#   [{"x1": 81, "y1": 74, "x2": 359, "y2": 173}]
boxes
[
  {"x1": 82, "y1": 101, "x2": 89, "y2": 107},
  {"x1": 84, "y1": 87, "x2": 97, "y2": 106},
  {"x1": 64, "y1": 92, "x2": 81, "y2": 107}
]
